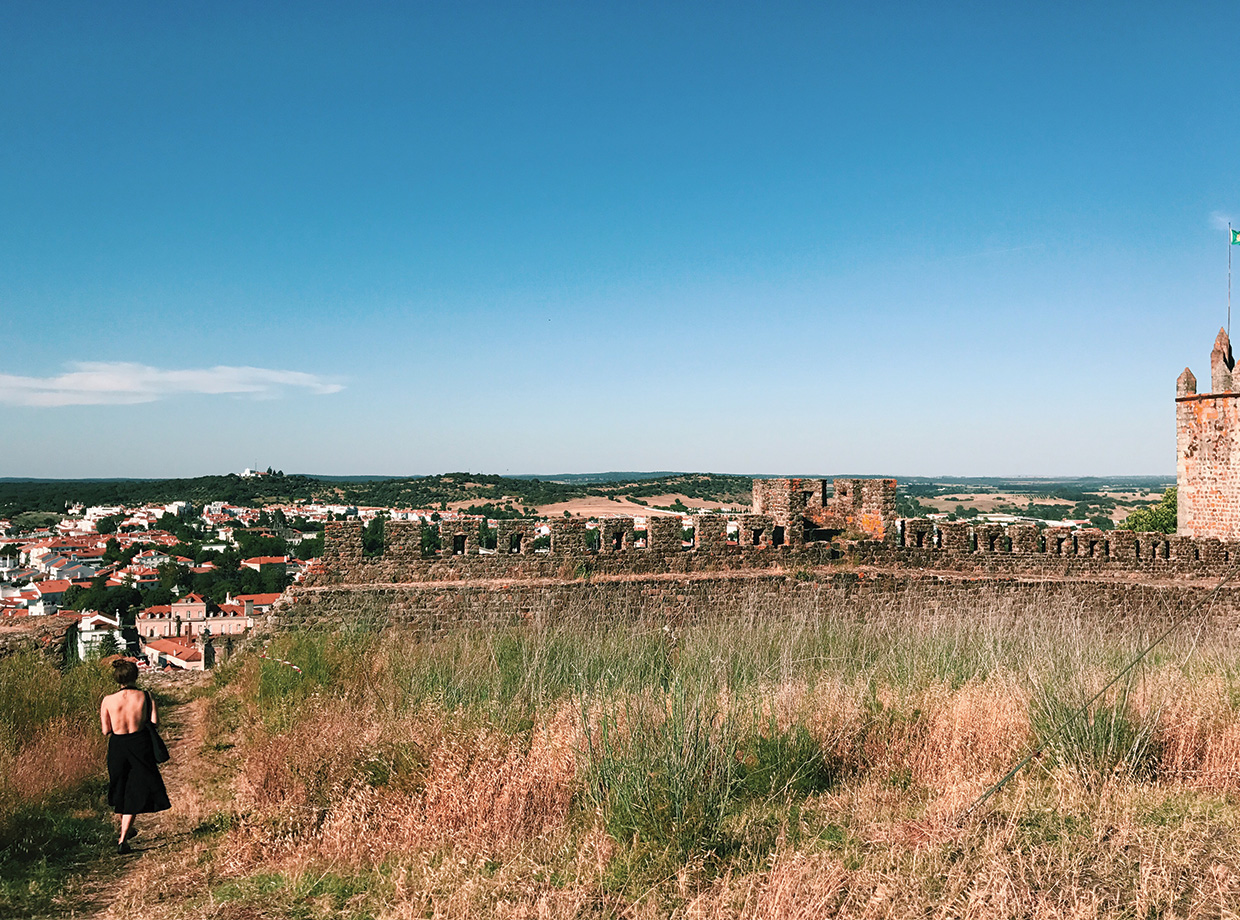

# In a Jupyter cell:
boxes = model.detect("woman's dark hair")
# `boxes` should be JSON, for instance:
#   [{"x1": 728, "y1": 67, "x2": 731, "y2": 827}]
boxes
[{"x1": 112, "y1": 658, "x2": 139, "y2": 686}]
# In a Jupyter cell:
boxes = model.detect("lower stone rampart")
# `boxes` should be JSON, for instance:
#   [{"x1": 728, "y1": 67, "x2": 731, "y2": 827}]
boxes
[{"x1": 279, "y1": 569, "x2": 1240, "y2": 634}]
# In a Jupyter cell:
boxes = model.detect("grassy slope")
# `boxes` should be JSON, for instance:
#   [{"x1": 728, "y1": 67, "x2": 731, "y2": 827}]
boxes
[
  {"x1": 83, "y1": 584, "x2": 1240, "y2": 919},
  {"x1": 0, "y1": 653, "x2": 114, "y2": 916}
]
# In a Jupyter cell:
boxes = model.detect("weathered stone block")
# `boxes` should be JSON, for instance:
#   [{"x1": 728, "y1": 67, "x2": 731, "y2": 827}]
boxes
[
  {"x1": 1043, "y1": 528, "x2": 1074, "y2": 556},
  {"x1": 1075, "y1": 529, "x2": 1107, "y2": 559},
  {"x1": 324, "y1": 521, "x2": 363, "y2": 563},
  {"x1": 902, "y1": 519, "x2": 935, "y2": 550},
  {"x1": 939, "y1": 522, "x2": 972, "y2": 553},
  {"x1": 693, "y1": 514, "x2": 728, "y2": 555},
  {"x1": 597, "y1": 517, "x2": 635, "y2": 554},
  {"x1": 1107, "y1": 530, "x2": 1136, "y2": 561},
  {"x1": 496, "y1": 520, "x2": 536, "y2": 555},
  {"x1": 438, "y1": 517, "x2": 480, "y2": 556},
  {"x1": 975, "y1": 524, "x2": 1007, "y2": 554},
  {"x1": 647, "y1": 515, "x2": 684, "y2": 553},
  {"x1": 1009, "y1": 525, "x2": 1040, "y2": 554},
  {"x1": 550, "y1": 519, "x2": 587, "y2": 555},
  {"x1": 738, "y1": 514, "x2": 774, "y2": 548}
]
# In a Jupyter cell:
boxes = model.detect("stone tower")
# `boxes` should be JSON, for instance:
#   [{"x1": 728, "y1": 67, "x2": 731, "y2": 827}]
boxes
[{"x1": 1176, "y1": 328, "x2": 1240, "y2": 538}]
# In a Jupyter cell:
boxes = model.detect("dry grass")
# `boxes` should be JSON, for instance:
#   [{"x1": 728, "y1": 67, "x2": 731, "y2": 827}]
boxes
[
  {"x1": 0, "y1": 652, "x2": 115, "y2": 915},
  {"x1": 73, "y1": 585, "x2": 1240, "y2": 916}
]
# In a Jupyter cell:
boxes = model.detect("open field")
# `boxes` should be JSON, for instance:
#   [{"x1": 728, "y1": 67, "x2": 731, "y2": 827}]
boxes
[
  {"x1": 527, "y1": 494, "x2": 738, "y2": 518},
  {"x1": 899, "y1": 478, "x2": 1175, "y2": 527},
  {"x1": 916, "y1": 492, "x2": 1073, "y2": 512},
  {"x1": 915, "y1": 491, "x2": 1147, "y2": 526},
  {"x1": 450, "y1": 496, "x2": 687, "y2": 518},
  {"x1": 9, "y1": 582, "x2": 1240, "y2": 918}
]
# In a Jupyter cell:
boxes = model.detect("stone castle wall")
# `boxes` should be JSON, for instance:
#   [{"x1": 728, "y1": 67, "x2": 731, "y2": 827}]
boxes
[
  {"x1": 1177, "y1": 328, "x2": 1240, "y2": 540},
  {"x1": 273, "y1": 333, "x2": 1240, "y2": 635},
  {"x1": 315, "y1": 476, "x2": 900, "y2": 588},
  {"x1": 311, "y1": 511, "x2": 1240, "y2": 588},
  {"x1": 1177, "y1": 391, "x2": 1240, "y2": 540},
  {"x1": 281, "y1": 570, "x2": 1240, "y2": 634}
]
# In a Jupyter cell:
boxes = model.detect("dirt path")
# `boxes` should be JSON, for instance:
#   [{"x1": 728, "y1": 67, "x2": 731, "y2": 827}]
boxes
[{"x1": 39, "y1": 676, "x2": 216, "y2": 919}]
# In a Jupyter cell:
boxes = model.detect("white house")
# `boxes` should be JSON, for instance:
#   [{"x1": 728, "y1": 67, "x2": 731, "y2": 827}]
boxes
[{"x1": 75, "y1": 612, "x2": 122, "y2": 659}]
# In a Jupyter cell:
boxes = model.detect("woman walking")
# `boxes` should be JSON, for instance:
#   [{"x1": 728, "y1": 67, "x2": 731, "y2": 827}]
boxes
[{"x1": 99, "y1": 659, "x2": 170, "y2": 854}]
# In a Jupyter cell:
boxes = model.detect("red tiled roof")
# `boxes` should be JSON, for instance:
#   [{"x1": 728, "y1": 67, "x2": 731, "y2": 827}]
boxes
[
  {"x1": 242, "y1": 556, "x2": 289, "y2": 566},
  {"x1": 233, "y1": 592, "x2": 282, "y2": 605},
  {"x1": 144, "y1": 638, "x2": 202, "y2": 662}
]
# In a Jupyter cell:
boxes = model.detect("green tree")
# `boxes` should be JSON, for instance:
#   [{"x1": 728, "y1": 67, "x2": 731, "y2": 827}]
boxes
[
  {"x1": 145, "y1": 585, "x2": 174, "y2": 607},
  {"x1": 1120, "y1": 488, "x2": 1177, "y2": 534},
  {"x1": 361, "y1": 516, "x2": 386, "y2": 558},
  {"x1": 297, "y1": 533, "x2": 324, "y2": 558},
  {"x1": 157, "y1": 560, "x2": 183, "y2": 591},
  {"x1": 95, "y1": 514, "x2": 124, "y2": 535},
  {"x1": 97, "y1": 632, "x2": 120, "y2": 658},
  {"x1": 259, "y1": 563, "x2": 289, "y2": 594},
  {"x1": 421, "y1": 523, "x2": 441, "y2": 557}
]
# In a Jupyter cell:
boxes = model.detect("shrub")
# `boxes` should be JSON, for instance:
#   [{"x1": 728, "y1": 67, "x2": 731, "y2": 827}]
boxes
[
  {"x1": 582, "y1": 682, "x2": 740, "y2": 866},
  {"x1": 1030, "y1": 676, "x2": 1161, "y2": 790}
]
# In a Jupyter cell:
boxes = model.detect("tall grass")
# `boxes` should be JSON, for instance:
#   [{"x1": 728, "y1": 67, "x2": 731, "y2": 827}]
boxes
[
  {"x1": 0, "y1": 651, "x2": 113, "y2": 915},
  {"x1": 1031, "y1": 673, "x2": 1162, "y2": 789},
  {"x1": 156, "y1": 583, "x2": 1240, "y2": 917},
  {"x1": 582, "y1": 677, "x2": 742, "y2": 868}
]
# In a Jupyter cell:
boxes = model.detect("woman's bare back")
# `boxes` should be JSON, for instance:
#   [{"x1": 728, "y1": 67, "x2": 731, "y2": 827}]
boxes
[{"x1": 101, "y1": 687, "x2": 155, "y2": 735}]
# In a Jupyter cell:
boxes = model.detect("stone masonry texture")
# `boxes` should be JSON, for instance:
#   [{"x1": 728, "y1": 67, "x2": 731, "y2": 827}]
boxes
[
  {"x1": 1179, "y1": 329, "x2": 1240, "y2": 540},
  {"x1": 752, "y1": 477, "x2": 897, "y2": 543},
  {"x1": 315, "y1": 510, "x2": 1240, "y2": 590}
]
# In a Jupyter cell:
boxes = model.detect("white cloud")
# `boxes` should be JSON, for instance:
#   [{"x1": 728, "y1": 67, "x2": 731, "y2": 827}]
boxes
[
  {"x1": 1212, "y1": 211, "x2": 1234, "y2": 231},
  {"x1": 0, "y1": 362, "x2": 344, "y2": 407}
]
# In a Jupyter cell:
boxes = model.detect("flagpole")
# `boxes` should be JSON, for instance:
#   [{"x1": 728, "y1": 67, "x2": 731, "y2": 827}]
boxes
[{"x1": 1230, "y1": 223, "x2": 1232, "y2": 338}]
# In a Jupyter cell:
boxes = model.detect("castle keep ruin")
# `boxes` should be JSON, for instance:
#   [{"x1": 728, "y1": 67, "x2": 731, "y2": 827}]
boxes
[
  {"x1": 1177, "y1": 328, "x2": 1240, "y2": 539},
  {"x1": 752, "y1": 478, "x2": 896, "y2": 543}
]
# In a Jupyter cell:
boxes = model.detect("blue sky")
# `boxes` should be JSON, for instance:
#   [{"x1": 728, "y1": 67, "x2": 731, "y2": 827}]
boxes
[{"x1": 3, "y1": 2, "x2": 1238, "y2": 478}]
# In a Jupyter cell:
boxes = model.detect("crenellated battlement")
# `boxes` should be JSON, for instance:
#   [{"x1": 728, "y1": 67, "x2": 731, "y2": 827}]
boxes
[
  {"x1": 887, "y1": 519, "x2": 1216, "y2": 563},
  {"x1": 311, "y1": 476, "x2": 899, "y2": 586},
  {"x1": 310, "y1": 483, "x2": 1223, "y2": 587}
]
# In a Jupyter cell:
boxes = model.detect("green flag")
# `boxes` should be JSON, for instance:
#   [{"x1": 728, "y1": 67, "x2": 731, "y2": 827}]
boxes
[{"x1": 1232, "y1": 228, "x2": 1240, "y2": 245}]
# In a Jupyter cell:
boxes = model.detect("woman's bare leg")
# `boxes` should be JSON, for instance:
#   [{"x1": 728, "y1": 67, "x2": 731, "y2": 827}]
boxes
[{"x1": 119, "y1": 814, "x2": 134, "y2": 844}]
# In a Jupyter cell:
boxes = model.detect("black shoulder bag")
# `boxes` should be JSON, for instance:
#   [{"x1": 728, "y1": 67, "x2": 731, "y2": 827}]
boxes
[{"x1": 144, "y1": 691, "x2": 171, "y2": 763}]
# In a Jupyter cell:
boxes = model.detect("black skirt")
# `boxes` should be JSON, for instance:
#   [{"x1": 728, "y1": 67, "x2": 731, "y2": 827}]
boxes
[{"x1": 107, "y1": 729, "x2": 171, "y2": 815}]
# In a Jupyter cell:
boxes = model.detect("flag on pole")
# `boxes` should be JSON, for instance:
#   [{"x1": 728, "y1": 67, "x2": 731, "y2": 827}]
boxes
[{"x1": 1231, "y1": 228, "x2": 1240, "y2": 245}]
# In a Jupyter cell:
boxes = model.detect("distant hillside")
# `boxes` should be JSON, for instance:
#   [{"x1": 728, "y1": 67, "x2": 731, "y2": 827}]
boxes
[
  {"x1": 0, "y1": 472, "x2": 1177, "y2": 521},
  {"x1": 512, "y1": 471, "x2": 680, "y2": 484},
  {"x1": 0, "y1": 472, "x2": 754, "y2": 518},
  {"x1": 895, "y1": 476, "x2": 1175, "y2": 498}
]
